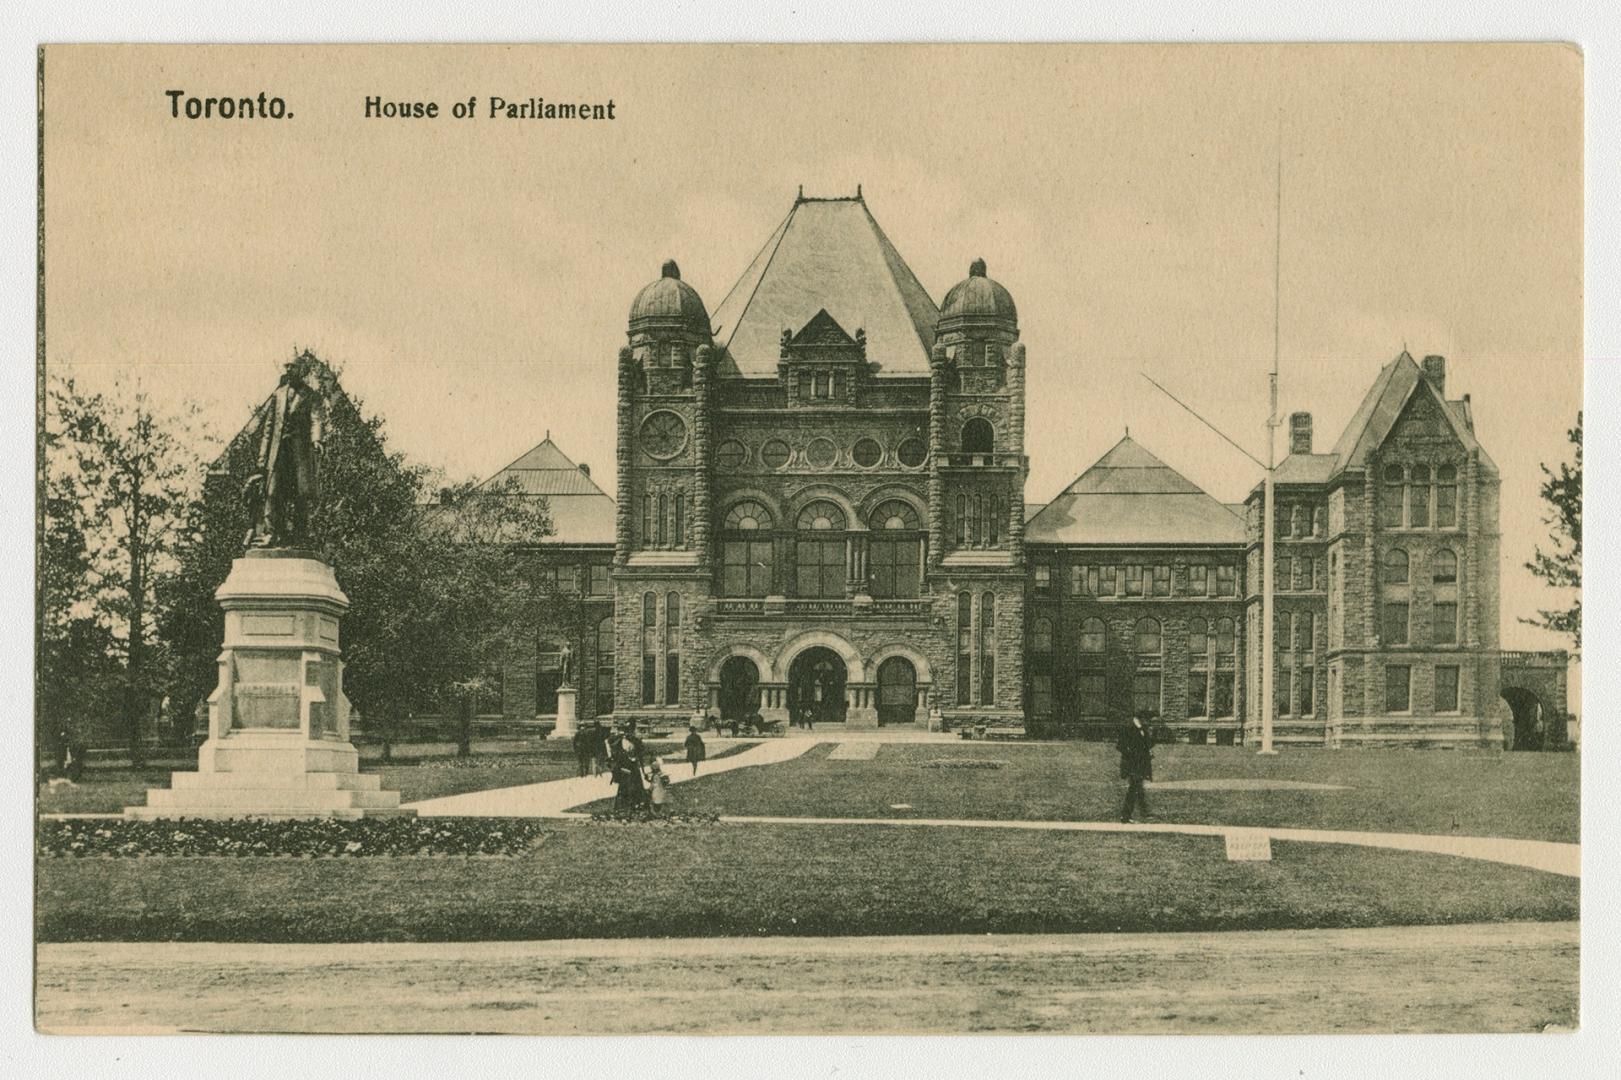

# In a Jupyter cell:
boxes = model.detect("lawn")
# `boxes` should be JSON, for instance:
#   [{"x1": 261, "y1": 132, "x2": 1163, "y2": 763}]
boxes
[
  {"x1": 576, "y1": 742, "x2": 1581, "y2": 843},
  {"x1": 35, "y1": 820, "x2": 1577, "y2": 943},
  {"x1": 37, "y1": 738, "x2": 760, "y2": 814}
]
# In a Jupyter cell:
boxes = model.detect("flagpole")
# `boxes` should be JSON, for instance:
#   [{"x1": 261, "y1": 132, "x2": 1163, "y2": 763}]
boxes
[{"x1": 1259, "y1": 110, "x2": 1283, "y2": 756}]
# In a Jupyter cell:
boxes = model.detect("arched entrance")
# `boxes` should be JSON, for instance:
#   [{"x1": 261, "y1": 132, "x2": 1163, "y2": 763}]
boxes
[
  {"x1": 718, "y1": 655, "x2": 761, "y2": 722},
  {"x1": 876, "y1": 656, "x2": 918, "y2": 725},
  {"x1": 1502, "y1": 687, "x2": 1550, "y2": 751},
  {"x1": 789, "y1": 647, "x2": 847, "y2": 725}
]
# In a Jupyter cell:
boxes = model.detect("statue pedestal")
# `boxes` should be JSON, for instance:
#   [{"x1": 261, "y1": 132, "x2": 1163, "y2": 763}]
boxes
[
  {"x1": 126, "y1": 553, "x2": 411, "y2": 820},
  {"x1": 548, "y1": 685, "x2": 579, "y2": 740}
]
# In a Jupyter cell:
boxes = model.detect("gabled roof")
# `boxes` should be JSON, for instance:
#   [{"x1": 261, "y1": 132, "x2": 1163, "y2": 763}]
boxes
[
  {"x1": 709, "y1": 195, "x2": 939, "y2": 377},
  {"x1": 1025, "y1": 436, "x2": 1247, "y2": 546},
  {"x1": 1330, "y1": 351, "x2": 1493, "y2": 472},
  {"x1": 476, "y1": 436, "x2": 616, "y2": 544}
]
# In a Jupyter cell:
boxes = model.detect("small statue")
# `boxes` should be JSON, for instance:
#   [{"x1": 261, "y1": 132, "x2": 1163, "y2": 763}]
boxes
[
  {"x1": 242, "y1": 363, "x2": 326, "y2": 549},
  {"x1": 558, "y1": 642, "x2": 576, "y2": 688}
]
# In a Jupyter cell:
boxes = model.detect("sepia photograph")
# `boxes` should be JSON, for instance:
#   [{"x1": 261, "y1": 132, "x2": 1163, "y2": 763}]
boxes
[{"x1": 27, "y1": 40, "x2": 1586, "y2": 1051}]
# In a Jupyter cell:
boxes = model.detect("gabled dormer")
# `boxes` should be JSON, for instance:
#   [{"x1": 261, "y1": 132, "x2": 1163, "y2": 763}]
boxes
[{"x1": 778, "y1": 308, "x2": 868, "y2": 407}]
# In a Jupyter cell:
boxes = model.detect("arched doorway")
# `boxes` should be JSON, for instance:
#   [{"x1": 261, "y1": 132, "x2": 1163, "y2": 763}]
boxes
[
  {"x1": 718, "y1": 655, "x2": 761, "y2": 722},
  {"x1": 1502, "y1": 687, "x2": 1549, "y2": 751},
  {"x1": 876, "y1": 656, "x2": 918, "y2": 725},
  {"x1": 789, "y1": 647, "x2": 848, "y2": 725}
]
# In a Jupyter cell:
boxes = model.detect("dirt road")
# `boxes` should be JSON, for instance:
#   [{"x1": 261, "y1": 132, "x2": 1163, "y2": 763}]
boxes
[{"x1": 37, "y1": 921, "x2": 1576, "y2": 1035}]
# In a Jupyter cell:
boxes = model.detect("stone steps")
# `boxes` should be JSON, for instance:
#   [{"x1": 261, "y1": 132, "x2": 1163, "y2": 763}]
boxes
[{"x1": 140, "y1": 786, "x2": 402, "y2": 812}]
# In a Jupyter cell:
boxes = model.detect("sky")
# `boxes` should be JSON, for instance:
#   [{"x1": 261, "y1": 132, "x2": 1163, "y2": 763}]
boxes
[{"x1": 41, "y1": 43, "x2": 1582, "y2": 652}]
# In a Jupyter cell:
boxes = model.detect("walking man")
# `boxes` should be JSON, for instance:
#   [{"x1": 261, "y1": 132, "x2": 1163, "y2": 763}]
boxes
[
  {"x1": 684, "y1": 724, "x2": 707, "y2": 777},
  {"x1": 1116, "y1": 713, "x2": 1155, "y2": 823}
]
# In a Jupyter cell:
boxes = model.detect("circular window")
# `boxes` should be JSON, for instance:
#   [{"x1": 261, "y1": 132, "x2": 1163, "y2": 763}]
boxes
[
  {"x1": 852, "y1": 437, "x2": 883, "y2": 468},
  {"x1": 638, "y1": 410, "x2": 688, "y2": 460},
  {"x1": 805, "y1": 438, "x2": 838, "y2": 469},
  {"x1": 897, "y1": 437, "x2": 927, "y2": 468},
  {"x1": 760, "y1": 439, "x2": 792, "y2": 469},
  {"x1": 715, "y1": 439, "x2": 748, "y2": 471}
]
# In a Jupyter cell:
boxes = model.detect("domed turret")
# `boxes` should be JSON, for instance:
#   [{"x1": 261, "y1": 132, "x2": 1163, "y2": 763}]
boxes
[
  {"x1": 938, "y1": 258, "x2": 1017, "y2": 334},
  {"x1": 629, "y1": 259, "x2": 712, "y2": 338}
]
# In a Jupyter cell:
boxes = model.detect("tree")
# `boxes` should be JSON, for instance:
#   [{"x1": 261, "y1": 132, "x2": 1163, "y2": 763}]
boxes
[
  {"x1": 1523, "y1": 411, "x2": 1581, "y2": 653},
  {"x1": 44, "y1": 373, "x2": 210, "y2": 766},
  {"x1": 161, "y1": 350, "x2": 558, "y2": 761}
]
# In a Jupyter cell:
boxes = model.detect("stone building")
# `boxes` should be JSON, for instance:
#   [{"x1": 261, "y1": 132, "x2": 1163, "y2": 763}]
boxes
[{"x1": 476, "y1": 191, "x2": 1566, "y2": 747}]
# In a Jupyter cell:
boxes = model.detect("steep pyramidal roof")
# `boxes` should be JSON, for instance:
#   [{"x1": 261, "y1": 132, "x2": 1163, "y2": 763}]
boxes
[
  {"x1": 709, "y1": 195, "x2": 939, "y2": 377},
  {"x1": 1026, "y1": 436, "x2": 1246, "y2": 545},
  {"x1": 476, "y1": 436, "x2": 616, "y2": 544}
]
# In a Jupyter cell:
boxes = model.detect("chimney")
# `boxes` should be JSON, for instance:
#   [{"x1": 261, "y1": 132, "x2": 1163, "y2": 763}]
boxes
[
  {"x1": 1289, "y1": 412, "x2": 1313, "y2": 456},
  {"x1": 578, "y1": 462, "x2": 591, "y2": 479},
  {"x1": 1422, "y1": 354, "x2": 1446, "y2": 396}
]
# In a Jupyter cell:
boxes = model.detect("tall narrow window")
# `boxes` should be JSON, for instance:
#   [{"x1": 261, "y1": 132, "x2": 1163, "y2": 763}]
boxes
[
  {"x1": 970, "y1": 494, "x2": 983, "y2": 546},
  {"x1": 1291, "y1": 505, "x2": 1305, "y2": 538},
  {"x1": 989, "y1": 495, "x2": 1002, "y2": 545},
  {"x1": 1383, "y1": 548, "x2": 1410, "y2": 584},
  {"x1": 1078, "y1": 617, "x2": 1107, "y2": 719},
  {"x1": 1410, "y1": 465, "x2": 1431, "y2": 527},
  {"x1": 1434, "y1": 548, "x2": 1458, "y2": 583},
  {"x1": 1433, "y1": 601, "x2": 1458, "y2": 645},
  {"x1": 722, "y1": 500, "x2": 775, "y2": 597},
  {"x1": 1276, "y1": 556, "x2": 1292, "y2": 592},
  {"x1": 1314, "y1": 505, "x2": 1328, "y2": 537},
  {"x1": 1382, "y1": 465, "x2": 1406, "y2": 528},
  {"x1": 956, "y1": 592, "x2": 972, "y2": 706},
  {"x1": 1435, "y1": 666, "x2": 1460, "y2": 713},
  {"x1": 1385, "y1": 665, "x2": 1412, "y2": 713},
  {"x1": 955, "y1": 494, "x2": 967, "y2": 545},
  {"x1": 642, "y1": 494, "x2": 654, "y2": 546},
  {"x1": 1071, "y1": 565, "x2": 1086, "y2": 596},
  {"x1": 1188, "y1": 617, "x2": 1210, "y2": 718},
  {"x1": 1296, "y1": 557, "x2": 1313, "y2": 591},
  {"x1": 1437, "y1": 465, "x2": 1458, "y2": 528},
  {"x1": 664, "y1": 593, "x2": 681, "y2": 705},
  {"x1": 673, "y1": 493, "x2": 685, "y2": 547},
  {"x1": 1298, "y1": 664, "x2": 1315, "y2": 717},
  {"x1": 1384, "y1": 601, "x2": 1410, "y2": 645},
  {"x1": 595, "y1": 615, "x2": 616, "y2": 717},
  {"x1": 980, "y1": 592, "x2": 996, "y2": 706},
  {"x1": 640, "y1": 593, "x2": 657, "y2": 705},
  {"x1": 656, "y1": 493, "x2": 668, "y2": 546}
]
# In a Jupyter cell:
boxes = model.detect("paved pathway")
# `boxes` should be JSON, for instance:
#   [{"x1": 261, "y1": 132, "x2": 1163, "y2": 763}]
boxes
[
  {"x1": 405, "y1": 736, "x2": 817, "y2": 817},
  {"x1": 35, "y1": 922, "x2": 1579, "y2": 1035}
]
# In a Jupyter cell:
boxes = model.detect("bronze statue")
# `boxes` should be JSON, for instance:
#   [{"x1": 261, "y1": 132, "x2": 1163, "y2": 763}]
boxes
[
  {"x1": 242, "y1": 364, "x2": 325, "y2": 549},
  {"x1": 558, "y1": 643, "x2": 575, "y2": 687}
]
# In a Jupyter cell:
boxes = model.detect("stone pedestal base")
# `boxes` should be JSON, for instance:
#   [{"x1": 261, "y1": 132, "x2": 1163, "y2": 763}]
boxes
[
  {"x1": 547, "y1": 685, "x2": 579, "y2": 740},
  {"x1": 125, "y1": 553, "x2": 412, "y2": 820}
]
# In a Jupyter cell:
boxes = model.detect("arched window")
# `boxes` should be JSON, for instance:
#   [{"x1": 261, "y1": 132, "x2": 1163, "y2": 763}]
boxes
[
  {"x1": 664, "y1": 593, "x2": 681, "y2": 705},
  {"x1": 869, "y1": 500, "x2": 923, "y2": 598},
  {"x1": 640, "y1": 593, "x2": 657, "y2": 705},
  {"x1": 642, "y1": 493, "x2": 654, "y2": 545},
  {"x1": 980, "y1": 592, "x2": 996, "y2": 705},
  {"x1": 1135, "y1": 617, "x2": 1162, "y2": 656},
  {"x1": 673, "y1": 492, "x2": 685, "y2": 546},
  {"x1": 961, "y1": 417, "x2": 994, "y2": 455},
  {"x1": 1382, "y1": 464, "x2": 1405, "y2": 528},
  {"x1": 1079, "y1": 617, "x2": 1106, "y2": 655},
  {"x1": 722, "y1": 500, "x2": 774, "y2": 598},
  {"x1": 954, "y1": 493, "x2": 967, "y2": 545},
  {"x1": 795, "y1": 501, "x2": 846, "y2": 599},
  {"x1": 1434, "y1": 548, "x2": 1458, "y2": 583},
  {"x1": 1437, "y1": 464, "x2": 1458, "y2": 528},
  {"x1": 1383, "y1": 548, "x2": 1410, "y2": 584},
  {"x1": 956, "y1": 592, "x2": 972, "y2": 705},
  {"x1": 1410, "y1": 465, "x2": 1431, "y2": 527},
  {"x1": 656, "y1": 493, "x2": 668, "y2": 546},
  {"x1": 595, "y1": 615, "x2": 615, "y2": 717},
  {"x1": 1032, "y1": 617, "x2": 1053, "y2": 654},
  {"x1": 1189, "y1": 617, "x2": 1208, "y2": 659}
]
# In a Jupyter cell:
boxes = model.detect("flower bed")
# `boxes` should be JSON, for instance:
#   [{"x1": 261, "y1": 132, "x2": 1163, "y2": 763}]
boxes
[{"x1": 37, "y1": 817, "x2": 546, "y2": 858}]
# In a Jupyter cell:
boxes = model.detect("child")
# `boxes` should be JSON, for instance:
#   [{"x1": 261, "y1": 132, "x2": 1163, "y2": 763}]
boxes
[
  {"x1": 684, "y1": 725, "x2": 707, "y2": 776},
  {"x1": 648, "y1": 759, "x2": 670, "y2": 815}
]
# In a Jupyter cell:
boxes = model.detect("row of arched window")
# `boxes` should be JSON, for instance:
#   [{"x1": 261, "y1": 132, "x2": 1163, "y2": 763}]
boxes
[
  {"x1": 1381, "y1": 463, "x2": 1460, "y2": 529},
  {"x1": 950, "y1": 491, "x2": 1005, "y2": 547},
  {"x1": 719, "y1": 498, "x2": 924, "y2": 599},
  {"x1": 1381, "y1": 547, "x2": 1460, "y2": 584},
  {"x1": 1028, "y1": 615, "x2": 1238, "y2": 658},
  {"x1": 641, "y1": 491, "x2": 686, "y2": 549}
]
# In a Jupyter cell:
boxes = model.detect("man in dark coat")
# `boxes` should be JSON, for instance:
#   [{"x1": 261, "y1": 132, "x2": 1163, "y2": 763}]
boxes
[
  {"x1": 1116, "y1": 714, "x2": 1155, "y2": 823},
  {"x1": 571, "y1": 723, "x2": 593, "y2": 777},
  {"x1": 683, "y1": 724, "x2": 707, "y2": 777}
]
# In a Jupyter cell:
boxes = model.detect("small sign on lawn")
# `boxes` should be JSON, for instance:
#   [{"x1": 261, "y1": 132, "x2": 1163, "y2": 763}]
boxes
[{"x1": 1224, "y1": 830, "x2": 1273, "y2": 861}]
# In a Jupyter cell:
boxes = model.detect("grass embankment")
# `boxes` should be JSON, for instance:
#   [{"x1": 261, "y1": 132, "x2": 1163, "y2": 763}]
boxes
[
  {"x1": 585, "y1": 742, "x2": 1580, "y2": 842},
  {"x1": 36, "y1": 821, "x2": 1577, "y2": 943}
]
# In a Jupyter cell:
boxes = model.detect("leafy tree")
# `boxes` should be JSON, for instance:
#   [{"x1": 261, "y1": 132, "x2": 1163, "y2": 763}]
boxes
[
  {"x1": 162, "y1": 350, "x2": 557, "y2": 761},
  {"x1": 43, "y1": 373, "x2": 210, "y2": 766},
  {"x1": 1523, "y1": 411, "x2": 1581, "y2": 653}
]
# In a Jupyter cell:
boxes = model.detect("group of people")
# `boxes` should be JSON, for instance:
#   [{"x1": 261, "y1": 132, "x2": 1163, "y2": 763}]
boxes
[{"x1": 571, "y1": 719, "x2": 708, "y2": 814}]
